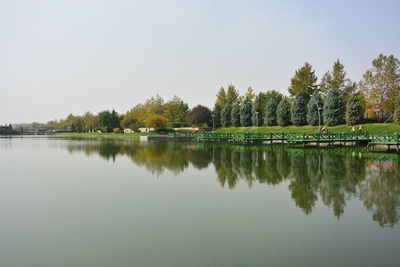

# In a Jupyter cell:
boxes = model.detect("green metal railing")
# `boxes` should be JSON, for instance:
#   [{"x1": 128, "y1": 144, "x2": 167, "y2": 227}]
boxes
[
  {"x1": 369, "y1": 133, "x2": 400, "y2": 145},
  {"x1": 286, "y1": 132, "x2": 369, "y2": 143}
]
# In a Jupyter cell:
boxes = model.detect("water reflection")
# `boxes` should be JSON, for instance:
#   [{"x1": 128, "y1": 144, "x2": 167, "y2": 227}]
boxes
[{"x1": 63, "y1": 137, "x2": 400, "y2": 227}]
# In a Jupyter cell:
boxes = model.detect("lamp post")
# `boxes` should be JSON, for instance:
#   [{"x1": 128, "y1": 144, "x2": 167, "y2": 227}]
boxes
[
  {"x1": 212, "y1": 114, "x2": 215, "y2": 133},
  {"x1": 311, "y1": 94, "x2": 322, "y2": 133},
  {"x1": 317, "y1": 106, "x2": 322, "y2": 133}
]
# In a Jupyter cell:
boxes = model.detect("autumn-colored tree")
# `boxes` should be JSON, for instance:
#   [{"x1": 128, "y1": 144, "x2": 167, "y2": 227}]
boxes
[
  {"x1": 359, "y1": 54, "x2": 400, "y2": 116},
  {"x1": 163, "y1": 96, "x2": 189, "y2": 122},
  {"x1": 145, "y1": 114, "x2": 169, "y2": 129}
]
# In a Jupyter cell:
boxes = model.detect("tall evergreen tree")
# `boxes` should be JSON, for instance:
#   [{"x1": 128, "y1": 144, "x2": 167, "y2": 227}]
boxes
[
  {"x1": 251, "y1": 94, "x2": 263, "y2": 126},
  {"x1": 345, "y1": 93, "x2": 363, "y2": 125},
  {"x1": 263, "y1": 90, "x2": 284, "y2": 104},
  {"x1": 288, "y1": 62, "x2": 318, "y2": 102},
  {"x1": 323, "y1": 88, "x2": 344, "y2": 126},
  {"x1": 240, "y1": 97, "x2": 253, "y2": 126},
  {"x1": 226, "y1": 85, "x2": 239, "y2": 105},
  {"x1": 215, "y1": 87, "x2": 227, "y2": 109},
  {"x1": 231, "y1": 101, "x2": 241, "y2": 127},
  {"x1": 221, "y1": 104, "x2": 232, "y2": 127},
  {"x1": 307, "y1": 92, "x2": 323, "y2": 126},
  {"x1": 319, "y1": 60, "x2": 356, "y2": 103},
  {"x1": 212, "y1": 106, "x2": 222, "y2": 128},
  {"x1": 245, "y1": 87, "x2": 255, "y2": 101},
  {"x1": 291, "y1": 94, "x2": 307, "y2": 126},
  {"x1": 277, "y1": 98, "x2": 291, "y2": 127},
  {"x1": 264, "y1": 99, "x2": 278, "y2": 126}
]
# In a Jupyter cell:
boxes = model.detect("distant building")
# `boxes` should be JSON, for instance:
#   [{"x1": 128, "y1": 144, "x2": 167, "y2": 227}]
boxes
[
  {"x1": 138, "y1": 128, "x2": 154, "y2": 133},
  {"x1": 124, "y1": 128, "x2": 135, "y2": 133}
]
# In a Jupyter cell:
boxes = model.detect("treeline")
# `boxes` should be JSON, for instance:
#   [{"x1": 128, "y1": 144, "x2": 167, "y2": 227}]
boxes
[
  {"x1": 48, "y1": 95, "x2": 190, "y2": 132},
  {"x1": 47, "y1": 53, "x2": 400, "y2": 132},
  {"x1": 0, "y1": 124, "x2": 16, "y2": 134}
]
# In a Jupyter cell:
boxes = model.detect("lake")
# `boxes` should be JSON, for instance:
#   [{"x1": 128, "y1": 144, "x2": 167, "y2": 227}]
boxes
[{"x1": 1, "y1": 136, "x2": 399, "y2": 267}]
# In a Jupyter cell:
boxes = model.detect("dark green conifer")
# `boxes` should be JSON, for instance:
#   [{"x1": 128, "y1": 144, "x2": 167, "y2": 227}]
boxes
[
  {"x1": 277, "y1": 98, "x2": 291, "y2": 127},
  {"x1": 291, "y1": 94, "x2": 307, "y2": 126},
  {"x1": 231, "y1": 102, "x2": 241, "y2": 127},
  {"x1": 240, "y1": 97, "x2": 253, "y2": 126},
  {"x1": 323, "y1": 88, "x2": 344, "y2": 126},
  {"x1": 264, "y1": 99, "x2": 278, "y2": 126},
  {"x1": 307, "y1": 92, "x2": 323, "y2": 126},
  {"x1": 345, "y1": 93, "x2": 363, "y2": 125},
  {"x1": 221, "y1": 103, "x2": 231, "y2": 127}
]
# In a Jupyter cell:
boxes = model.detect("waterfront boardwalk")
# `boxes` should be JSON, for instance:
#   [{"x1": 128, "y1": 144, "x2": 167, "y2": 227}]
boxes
[{"x1": 168, "y1": 132, "x2": 400, "y2": 152}]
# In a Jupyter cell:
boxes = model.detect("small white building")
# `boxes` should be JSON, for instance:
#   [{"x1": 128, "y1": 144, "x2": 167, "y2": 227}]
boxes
[
  {"x1": 124, "y1": 128, "x2": 135, "y2": 134},
  {"x1": 138, "y1": 128, "x2": 154, "y2": 133}
]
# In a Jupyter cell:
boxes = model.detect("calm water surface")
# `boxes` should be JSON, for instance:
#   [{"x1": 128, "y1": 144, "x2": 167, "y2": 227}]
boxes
[{"x1": 1, "y1": 136, "x2": 400, "y2": 267}]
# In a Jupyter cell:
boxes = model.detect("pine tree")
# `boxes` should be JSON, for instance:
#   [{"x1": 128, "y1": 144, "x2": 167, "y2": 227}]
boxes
[
  {"x1": 307, "y1": 92, "x2": 323, "y2": 126},
  {"x1": 231, "y1": 101, "x2": 241, "y2": 127},
  {"x1": 251, "y1": 94, "x2": 263, "y2": 126},
  {"x1": 240, "y1": 97, "x2": 253, "y2": 126},
  {"x1": 245, "y1": 87, "x2": 255, "y2": 101},
  {"x1": 277, "y1": 98, "x2": 291, "y2": 127},
  {"x1": 264, "y1": 99, "x2": 278, "y2": 126},
  {"x1": 221, "y1": 103, "x2": 231, "y2": 127},
  {"x1": 215, "y1": 87, "x2": 227, "y2": 109},
  {"x1": 291, "y1": 94, "x2": 307, "y2": 126},
  {"x1": 323, "y1": 88, "x2": 344, "y2": 126},
  {"x1": 345, "y1": 93, "x2": 363, "y2": 125},
  {"x1": 226, "y1": 85, "x2": 239, "y2": 105},
  {"x1": 288, "y1": 62, "x2": 318, "y2": 102},
  {"x1": 319, "y1": 60, "x2": 356, "y2": 103},
  {"x1": 212, "y1": 106, "x2": 221, "y2": 128}
]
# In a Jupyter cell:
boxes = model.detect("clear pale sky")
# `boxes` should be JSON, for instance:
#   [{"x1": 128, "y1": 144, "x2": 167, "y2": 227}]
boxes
[{"x1": 1, "y1": 0, "x2": 399, "y2": 123}]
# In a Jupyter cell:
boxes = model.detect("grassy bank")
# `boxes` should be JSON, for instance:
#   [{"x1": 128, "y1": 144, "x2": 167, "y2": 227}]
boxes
[
  {"x1": 55, "y1": 132, "x2": 156, "y2": 137},
  {"x1": 216, "y1": 123, "x2": 400, "y2": 134}
]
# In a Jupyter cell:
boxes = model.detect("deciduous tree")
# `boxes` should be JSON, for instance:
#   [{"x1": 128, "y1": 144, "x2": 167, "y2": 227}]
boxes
[
  {"x1": 145, "y1": 114, "x2": 169, "y2": 129},
  {"x1": 163, "y1": 96, "x2": 189, "y2": 122},
  {"x1": 394, "y1": 96, "x2": 400, "y2": 124},
  {"x1": 187, "y1": 105, "x2": 212, "y2": 127},
  {"x1": 359, "y1": 54, "x2": 400, "y2": 116}
]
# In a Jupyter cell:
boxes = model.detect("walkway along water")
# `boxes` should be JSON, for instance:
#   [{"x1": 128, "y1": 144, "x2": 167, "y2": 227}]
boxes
[{"x1": 168, "y1": 132, "x2": 400, "y2": 152}]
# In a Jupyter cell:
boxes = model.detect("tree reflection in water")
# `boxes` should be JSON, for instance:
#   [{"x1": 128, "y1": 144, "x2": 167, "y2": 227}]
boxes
[{"x1": 64, "y1": 137, "x2": 400, "y2": 227}]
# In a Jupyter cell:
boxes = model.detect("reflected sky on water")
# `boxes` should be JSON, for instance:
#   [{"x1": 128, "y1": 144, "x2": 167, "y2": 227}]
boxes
[{"x1": 1, "y1": 137, "x2": 400, "y2": 267}]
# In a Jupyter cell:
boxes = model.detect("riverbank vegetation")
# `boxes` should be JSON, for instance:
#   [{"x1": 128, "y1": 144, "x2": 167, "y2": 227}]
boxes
[
  {"x1": 42, "y1": 53, "x2": 400, "y2": 134},
  {"x1": 216, "y1": 123, "x2": 400, "y2": 134}
]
